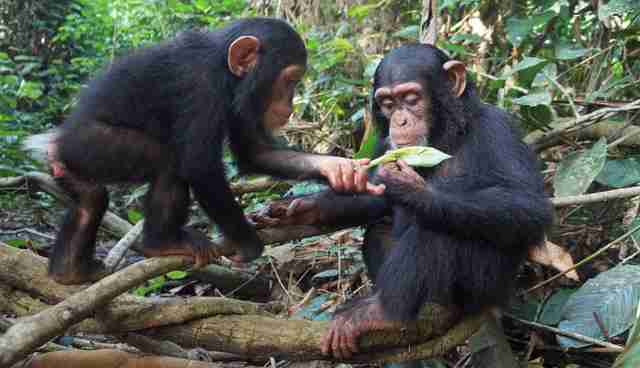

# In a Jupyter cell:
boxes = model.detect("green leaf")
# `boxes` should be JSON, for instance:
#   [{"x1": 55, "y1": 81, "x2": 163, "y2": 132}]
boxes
[
  {"x1": 291, "y1": 294, "x2": 333, "y2": 321},
  {"x1": 512, "y1": 91, "x2": 552, "y2": 107},
  {"x1": 558, "y1": 265, "x2": 640, "y2": 348},
  {"x1": 366, "y1": 146, "x2": 452, "y2": 169},
  {"x1": 500, "y1": 57, "x2": 547, "y2": 79},
  {"x1": 347, "y1": 4, "x2": 375, "y2": 20},
  {"x1": 553, "y1": 138, "x2": 608, "y2": 197},
  {"x1": 193, "y1": 0, "x2": 210, "y2": 12},
  {"x1": 6, "y1": 239, "x2": 28, "y2": 248},
  {"x1": 596, "y1": 156, "x2": 640, "y2": 188},
  {"x1": 16, "y1": 80, "x2": 43, "y2": 100},
  {"x1": 127, "y1": 209, "x2": 143, "y2": 224},
  {"x1": 599, "y1": 0, "x2": 639, "y2": 19},
  {"x1": 555, "y1": 45, "x2": 593, "y2": 60},
  {"x1": 330, "y1": 38, "x2": 353, "y2": 52},
  {"x1": 364, "y1": 56, "x2": 382, "y2": 79},
  {"x1": 532, "y1": 63, "x2": 558, "y2": 88},
  {"x1": 540, "y1": 288, "x2": 577, "y2": 325},
  {"x1": 393, "y1": 25, "x2": 419, "y2": 41},
  {"x1": 505, "y1": 17, "x2": 534, "y2": 48},
  {"x1": 166, "y1": 270, "x2": 188, "y2": 280},
  {"x1": 615, "y1": 296, "x2": 640, "y2": 367}
]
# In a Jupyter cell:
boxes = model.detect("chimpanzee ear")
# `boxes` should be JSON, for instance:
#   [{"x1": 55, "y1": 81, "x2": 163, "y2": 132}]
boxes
[
  {"x1": 443, "y1": 60, "x2": 467, "y2": 98},
  {"x1": 228, "y1": 36, "x2": 260, "y2": 77}
]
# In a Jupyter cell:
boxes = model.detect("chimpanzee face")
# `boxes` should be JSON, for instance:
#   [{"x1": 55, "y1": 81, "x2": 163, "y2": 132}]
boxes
[
  {"x1": 264, "y1": 64, "x2": 306, "y2": 130},
  {"x1": 374, "y1": 81, "x2": 431, "y2": 148}
]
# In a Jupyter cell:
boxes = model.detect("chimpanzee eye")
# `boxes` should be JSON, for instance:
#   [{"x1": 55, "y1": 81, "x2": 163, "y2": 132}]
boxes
[
  {"x1": 404, "y1": 93, "x2": 420, "y2": 106},
  {"x1": 380, "y1": 98, "x2": 394, "y2": 110}
]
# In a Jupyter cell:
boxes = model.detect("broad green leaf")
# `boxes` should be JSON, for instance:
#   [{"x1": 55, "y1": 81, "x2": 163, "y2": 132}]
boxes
[
  {"x1": 599, "y1": 0, "x2": 639, "y2": 19},
  {"x1": 16, "y1": 80, "x2": 43, "y2": 100},
  {"x1": 193, "y1": 0, "x2": 209, "y2": 12},
  {"x1": 532, "y1": 63, "x2": 558, "y2": 88},
  {"x1": 366, "y1": 146, "x2": 452, "y2": 169},
  {"x1": 555, "y1": 45, "x2": 592, "y2": 60},
  {"x1": 512, "y1": 91, "x2": 552, "y2": 107},
  {"x1": 558, "y1": 265, "x2": 640, "y2": 348},
  {"x1": 614, "y1": 296, "x2": 640, "y2": 367},
  {"x1": 393, "y1": 25, "x2": 419, "y2": 41},
  {"x1": 500, "y1": 57, "x2": 547, "y2": 79},
  {"x1": 507, "y1": 295, "x2": 541, "y2": 322},
  {"x1": 6, "y1": 239, "x2": 27, "y2": 248},
  {"x1": 354, "y1": 112, "x2": 380, "y2": 160},
  {"x1": 540, "y1": 288, "x2": 577, "y2": 325},
  {"x1": 347, "y1": 4, "x2": 375, "y2": 20},
  {"x1": 364, "y1": 57, "x2": 382, "y2": 79},
  {"x1": 553, "y1": 138, "x2": 608, "y2": 197},
  {"x1": 331, "y1": 38, "x2": 353, "y2": 52},
  {"x1": 596, "y1": 157, "x2": 640, "y2": 188},
  {"x1": 505, "y1": 18, "x2": 534, "y2": 48}
]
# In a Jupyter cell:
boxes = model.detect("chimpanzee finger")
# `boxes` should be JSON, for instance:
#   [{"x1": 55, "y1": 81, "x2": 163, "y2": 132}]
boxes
[
  {"x1": 341, "y1": 162, "x2": 356, "y2": 192},
  {"x1": 333, "y1": 330, "x2": 347, "y2": 360},
  {"x1": 353, "y1": 168, "x2": 366, "y2": 193},
  {"x1": 366, "y1": 182, "x2": 385, "y2": 196},
  {"x1": 320, "y1": 326, "x2": 334, "y2": 355},
  {"x1": 337, "y1": 330, "x2": 353, "y2": 359},
  {"x1": 286, "y1": 198, "x2": 303, "y2": 217},
  {"x1": 329, "y1": 166, "x2": 345, "y2": 192}
]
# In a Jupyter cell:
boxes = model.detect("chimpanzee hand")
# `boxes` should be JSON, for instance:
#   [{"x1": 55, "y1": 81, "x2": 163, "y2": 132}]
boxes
[
  {"x1": 321, "y1": 293, "x2": 400, "y2": 360},
  {"x1": 318, "y1": 157, "x2": 385, "y2": 195},
  {"x1": 256, "y1": 196, "x2": 328, "y2": 226},
  {"x1": 377, "y1": 160, "x2": 426, "y2": 200}
]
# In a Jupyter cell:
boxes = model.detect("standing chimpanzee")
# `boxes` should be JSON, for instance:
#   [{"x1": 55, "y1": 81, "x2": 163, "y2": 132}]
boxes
[
  {"x1": 25, "y1": 17, "x2": 383, "y2": 285},
  {"x1": 268, "y1": 44, "x2": 553, "y2": 360}
]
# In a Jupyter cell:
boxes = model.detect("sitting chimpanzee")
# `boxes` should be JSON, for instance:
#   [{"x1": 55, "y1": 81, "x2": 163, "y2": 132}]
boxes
[
  {"x1": 25, "y1": 17, "x2": 383, "y2": 285},
  {"x1": 269, "y1": 44, "x2": 554, "y2": 359}
]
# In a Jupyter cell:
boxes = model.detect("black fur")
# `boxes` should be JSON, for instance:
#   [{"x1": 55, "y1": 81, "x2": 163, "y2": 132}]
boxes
[
  {"x1": 33, "y1": 18, "x2": 311, "y2": 283},
  {"x1": 310, "y1": 44, "x2": 553, "y2": 320}
]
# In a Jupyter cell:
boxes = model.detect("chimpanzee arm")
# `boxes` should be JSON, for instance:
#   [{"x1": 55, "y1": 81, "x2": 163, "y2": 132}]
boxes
[
  {"x1": 278, "y1": 190, "x2": 391, "y2": 227},
  {"x1": 177, "y1": 102, "x2": 263, "y2": 261},
  {"x1": 382, "y1": 128, "x2": 552, "y2": 248},
  {"x1": 247, "y1": 146, "x2": 327, "y2": 179}
]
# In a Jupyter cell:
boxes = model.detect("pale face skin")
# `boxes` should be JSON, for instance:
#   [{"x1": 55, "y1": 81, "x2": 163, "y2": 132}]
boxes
[
  {"x1": 264, "y1": 64, "x2": 306, "y2": 130},
  {"x1": 374, "y1": 82, "x2": 431, "y2": 148}
]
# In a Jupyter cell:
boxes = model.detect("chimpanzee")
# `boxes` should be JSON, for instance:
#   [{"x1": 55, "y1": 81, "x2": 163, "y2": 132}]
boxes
[
  {"x1": 25, "y1": 17, "x2": 383, "y2": 285},
  {"x1": 268, "y1": 44, "x2": 554, "y2": 359}
]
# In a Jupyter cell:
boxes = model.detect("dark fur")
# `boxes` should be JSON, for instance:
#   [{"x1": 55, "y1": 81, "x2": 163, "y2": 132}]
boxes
[
  {"x1": 36, "y1": 18, "x2": 309, "y2": 282},
  {"x1": 312, "y1": 44, "x2": 553, "y2": 320}
]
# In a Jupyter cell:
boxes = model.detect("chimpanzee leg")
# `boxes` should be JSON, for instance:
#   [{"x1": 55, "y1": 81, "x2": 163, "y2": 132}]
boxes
[
  {"x1": 362, "y1": 220, "x2": 394, "y2": 280},
  {"x1": 49, "y1": 174, "x2": 108, "y2": 284},
  {"x1": 323, "y1": 225, "x2": 458, "y2": 359},
  {"x1": 140, "y1": 171, "x2": 220, "y2": 266}
]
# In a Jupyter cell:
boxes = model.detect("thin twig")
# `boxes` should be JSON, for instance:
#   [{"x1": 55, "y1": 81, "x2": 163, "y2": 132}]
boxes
[
  {"x1": 504, "y1": 313, "x2": 624, "y2": 352},
  {"x1": 551, "y1": 186, "x2": 640, "y2": 207}
]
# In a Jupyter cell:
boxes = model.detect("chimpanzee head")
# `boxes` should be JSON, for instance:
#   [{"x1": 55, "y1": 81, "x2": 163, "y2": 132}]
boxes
[
  {"x1": 372, "y1": 44, "x2": 472, "y2": 152},
  {"x1": 224, "y1": 18, "x2": 307, "y2": 134}
]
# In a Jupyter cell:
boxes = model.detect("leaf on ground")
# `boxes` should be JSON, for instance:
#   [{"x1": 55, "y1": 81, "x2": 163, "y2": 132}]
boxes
[
  {"x1": 553, "y1": 137, "x2": 608, "y2": 197},
  {"x1": 557, "y1": 265, "x2": 640, "y2": 348},
  {"x1": 528, "y1": 240, "x2": 580, "y2": 281},
  {"x1": 595, "y1": 156, "x2": 640, "y2": 188}
]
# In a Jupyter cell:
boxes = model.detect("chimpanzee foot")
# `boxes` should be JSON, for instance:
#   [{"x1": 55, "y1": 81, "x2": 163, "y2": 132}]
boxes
[
  {"x1": 141, "y1": 228, "x2": 223, "y2": 268},
  {"x1": 321, "y1": 295, "x2": 401, "y2": 360},
  {"x1": 49, "y1": 259, "x2": 107, "y2": 285}
]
